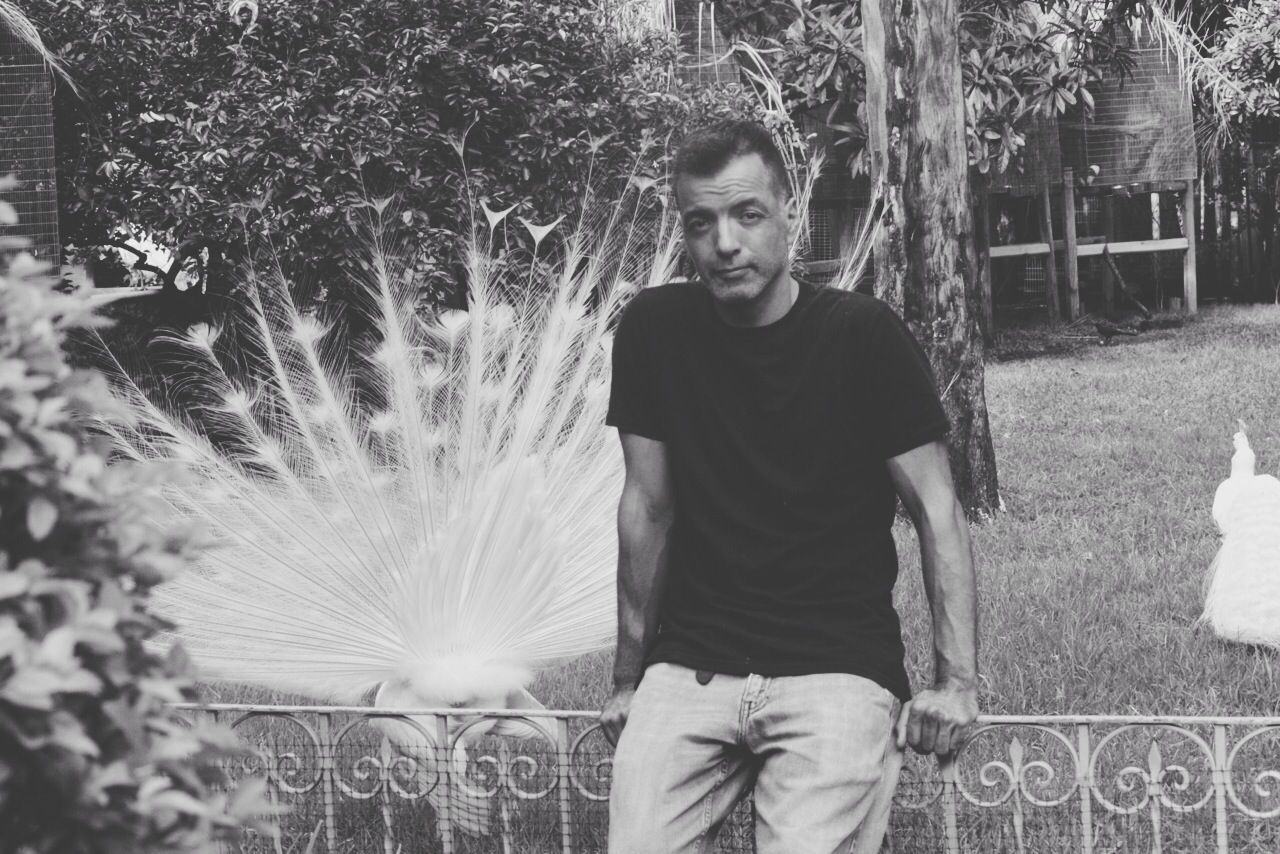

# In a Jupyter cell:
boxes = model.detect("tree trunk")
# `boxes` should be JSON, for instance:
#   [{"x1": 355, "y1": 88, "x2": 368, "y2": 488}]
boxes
[{"x1": 861, "y1": 0, "x2": 1000, "y2": 518}]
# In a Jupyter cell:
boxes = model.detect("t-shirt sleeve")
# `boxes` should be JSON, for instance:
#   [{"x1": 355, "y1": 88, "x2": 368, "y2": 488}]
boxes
[
  {"x1": 606, "y1": 297, "x2": 666, "y2": 441},
  {"x1": 861, "y1": 304, "x2": 950, "y2": 459}
]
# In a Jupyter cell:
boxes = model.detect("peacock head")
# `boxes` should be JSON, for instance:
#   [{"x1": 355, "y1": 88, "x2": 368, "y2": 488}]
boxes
[{"x1": 1231, "y1": 419, "x2": 1256, "y2": 478}]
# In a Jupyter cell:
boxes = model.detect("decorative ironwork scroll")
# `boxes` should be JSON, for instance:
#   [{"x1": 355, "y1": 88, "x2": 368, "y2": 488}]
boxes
[{"x1": 174, "y1": 705, "x2": 1280, "y2": 854}]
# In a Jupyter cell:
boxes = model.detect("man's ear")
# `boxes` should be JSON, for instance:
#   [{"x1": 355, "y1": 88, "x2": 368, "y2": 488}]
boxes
[{"x1": 784, "y1": 192, "x2": 800, "y2": 241}]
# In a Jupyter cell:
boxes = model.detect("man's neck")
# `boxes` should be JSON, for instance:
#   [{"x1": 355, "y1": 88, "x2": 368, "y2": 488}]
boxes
[{"x1": 714, "y1": 275, "x2": 799, "y2": 328}]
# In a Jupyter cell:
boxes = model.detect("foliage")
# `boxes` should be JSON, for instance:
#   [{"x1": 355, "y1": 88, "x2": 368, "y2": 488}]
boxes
[
  {"x1": 1213, "y1": 0, "x2": 1280, "y2": 124},
  {"x1": 33, "y1": 0, "x2": 734, "y2": 301},
  {"x1": 0, "y1": 188, "x2": 272, "y2": 852},
  {"x1": 717, "y1": 0, "x2": 1138, "y2": 178}
]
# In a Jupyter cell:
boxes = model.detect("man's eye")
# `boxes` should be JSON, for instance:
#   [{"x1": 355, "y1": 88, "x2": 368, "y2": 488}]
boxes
[
  {"x1": 686, "y1": 219, "x2": 710, "y2": 232},
  {"x1": 740, "y1": 211, "x2": 763, "y2": 223}
]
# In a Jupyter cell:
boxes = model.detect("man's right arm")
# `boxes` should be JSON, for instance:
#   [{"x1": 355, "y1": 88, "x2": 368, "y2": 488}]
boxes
[{"x1": 600, "y1": 432, "x2": 674, "y2": 745}]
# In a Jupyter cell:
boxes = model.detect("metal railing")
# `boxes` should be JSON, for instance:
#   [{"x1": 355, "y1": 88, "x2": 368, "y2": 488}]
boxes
[{"x1": 175, "y1": 704, "x2": 1280, "y2": 853}]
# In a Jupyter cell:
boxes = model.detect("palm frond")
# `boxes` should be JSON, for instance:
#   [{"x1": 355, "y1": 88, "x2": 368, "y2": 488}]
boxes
[{"x1": 0, "y1": 1, "x2": 80, "y2": 95}]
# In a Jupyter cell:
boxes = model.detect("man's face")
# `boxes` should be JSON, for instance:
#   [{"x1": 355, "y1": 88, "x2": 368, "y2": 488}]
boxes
[{"x1": 676, "y1": 153, "x2": 797, "y2": 308}]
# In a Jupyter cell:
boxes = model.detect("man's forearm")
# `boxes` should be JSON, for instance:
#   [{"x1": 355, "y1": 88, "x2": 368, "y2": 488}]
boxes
[
  {"x1": 613, "y1": 492, "x2": 673, "y2": 689},
  {"x1": 916, "y1": 497, "x2": 979, "y2": 687}
]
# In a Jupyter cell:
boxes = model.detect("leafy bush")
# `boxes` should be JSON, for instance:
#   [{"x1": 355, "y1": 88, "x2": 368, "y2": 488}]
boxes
[
  {"x1": 1215, "y1": 0, "x2": 1280, "y2": 124},
  {"x1": 36, "y1": 0, "x2": 723, "y2": 302},
  {"x1": 0, "y1": 189, "x2": 270, "y2": 852}
]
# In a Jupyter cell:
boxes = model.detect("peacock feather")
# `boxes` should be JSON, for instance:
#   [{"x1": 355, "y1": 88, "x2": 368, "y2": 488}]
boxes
[{"x1": 93, "y1": 177, "x2": 684, "y2": 712}]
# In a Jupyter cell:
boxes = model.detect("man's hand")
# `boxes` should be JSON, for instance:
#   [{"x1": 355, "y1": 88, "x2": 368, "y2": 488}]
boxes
[
  {"x1": 895, "y1": 679, "x2": 979, "y2": 757},
  {"x1": 599, "y1": 685, "x2": 637, "y2": 746}
]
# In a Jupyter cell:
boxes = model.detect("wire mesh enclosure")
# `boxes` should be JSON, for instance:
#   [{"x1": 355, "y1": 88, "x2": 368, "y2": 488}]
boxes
[
  {"x1": 795, "y1": 106, "x2": 873, "y2": 288},
  {"x1": 0, "y1": 23, "x2": 59, "y2": 268},
  {"x1": 672, "y1": 0, "x2": 738, "y2": 88},
  {"x1": 177, "y1": 706, "x2": 1280, "y2": 854},
  {"x1": 1058, "y1": 28, "x2": 1197, "y2": 189},
  {"x1": 990, "y1": 27, "x2": 1196, "y2": 198}
]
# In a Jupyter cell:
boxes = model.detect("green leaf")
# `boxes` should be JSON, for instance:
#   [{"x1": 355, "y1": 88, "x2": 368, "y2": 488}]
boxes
[
  {"x1": 27, "y1": 496, "x2": 58, "y2": 542},
  {"x1": 49, "y1": 711, "x2": 101, "y2": 758},
  {"x1": 0, "y1": 573, "x2": 30, "y2": 600}
]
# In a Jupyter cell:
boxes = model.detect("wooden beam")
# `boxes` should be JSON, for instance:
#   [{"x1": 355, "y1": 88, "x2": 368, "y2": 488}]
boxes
[
  {"x1": 1183, "y1": 179, "x2": 1198, "y2": 314},
  {"x1": 1063, "y1": 168, "x2": 1080, "y2": 320},
  {"x1": 988, "y1": 237, "x2": 1189, "y2": 259},
  {"x1": 1041, "y1": 188, "x2": 1061, "y2": 325},
  {"x1": 1075, "y1": 238, "x2": 1189, "y2": 257},
  {"x1": 989, "y1": 243, "x2": 1051, "y2": 259}
]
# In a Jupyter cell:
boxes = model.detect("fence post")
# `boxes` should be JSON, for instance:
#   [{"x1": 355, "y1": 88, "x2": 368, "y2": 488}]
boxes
[
  {"x1": 1041, "y1": 186, "x2": 1061, "y2": 325},
  {"x1": 436, "y1": 715, "x2": 456, "y2": 854},
  {"x1": 1076, "y1": 724, "x2": 1094, "y2": 854},
  {"x1": 1212, "y1": 725, "x2": 1229, "y2": 854},
  {"x1": 1062, "y1": 169, "x2": 1081, "y2": 321},
  {"x1": 557, "y1": 718, "x2": 576, "y2": 854},
  {"x1": 1182, "y1": 179, "x2": 1198, "y2": 314},
  {"x1": 939, "y1": 755, "x2": 961, "y2": 854},
  {"x1": 316, "y1": 713, "x2": 339, "y2": 853}
]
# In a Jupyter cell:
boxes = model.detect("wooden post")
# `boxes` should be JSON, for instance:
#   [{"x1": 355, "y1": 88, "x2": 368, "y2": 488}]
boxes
[
  {"x1": 1221, "y1": 148, "x2": 1235, "y2": 294},
  {"x1": 975, "y1": 185, "x2": 994, "y2": 344},
  {"x1": 1099, "y1": 194, "x2": 1116, "y2": 313},
  {"x1": 1150, "y1": 192, "x2": 1162, "y2": 307},
  {"x1": 1203, "y1": 167, "x2": 1217, "y2": 290},
  {"x1": 1245, "y1": 155, "x2": 1258, "y2": 297},
  {"x1": 1062, "y1": 169, "x2": 1081, "y2": 320},
  {"x1": 1183, "y1": 178, "x2": 1198, "y2": 314},
  {"x1": 1040, "y1": 187, "x2": 1061, "y2": 325}
]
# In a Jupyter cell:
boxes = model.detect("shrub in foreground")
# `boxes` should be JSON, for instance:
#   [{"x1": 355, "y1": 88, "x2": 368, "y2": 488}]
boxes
[{"x1": 0, "y1": 193, "x2": 272, "y2": 852}]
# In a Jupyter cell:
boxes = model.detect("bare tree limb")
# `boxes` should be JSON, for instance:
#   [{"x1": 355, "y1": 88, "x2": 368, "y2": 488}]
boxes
[
  {"x1": 104, "y1": 239, "x2": 171, "y2": 280},
  {"x1": 1101, "y1": 245, "x2": 1154, "y2": 319}
]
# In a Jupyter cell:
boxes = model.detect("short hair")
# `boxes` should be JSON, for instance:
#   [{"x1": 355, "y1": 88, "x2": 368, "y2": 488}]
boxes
[{"x1": 672, "y1": 119, "x2": 791, "y2": 200}]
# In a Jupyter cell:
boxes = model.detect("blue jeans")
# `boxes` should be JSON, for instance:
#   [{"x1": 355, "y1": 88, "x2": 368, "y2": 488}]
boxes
[{"x1": 608, "y1": 663, "x2": 904, "y2": 854}]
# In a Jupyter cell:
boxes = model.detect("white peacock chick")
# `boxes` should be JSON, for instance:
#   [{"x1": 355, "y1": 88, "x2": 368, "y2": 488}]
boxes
[
  {"x1": 93, "y1": 188, "x2": 682, "y2": 833},
  {"x1": 1202, "y1": 420, "x2": 1280, "y2": 649}
]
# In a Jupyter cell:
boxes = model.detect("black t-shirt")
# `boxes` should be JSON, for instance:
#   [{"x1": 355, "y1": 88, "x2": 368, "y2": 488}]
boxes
[{"x1": 606, "y1": 279, "x2": 949, "y2": 702}]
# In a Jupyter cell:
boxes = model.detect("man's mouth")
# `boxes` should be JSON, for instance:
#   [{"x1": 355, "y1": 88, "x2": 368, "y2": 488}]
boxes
[{"x1": 715, "y1": 266, "x2": 751, "y2": 280}]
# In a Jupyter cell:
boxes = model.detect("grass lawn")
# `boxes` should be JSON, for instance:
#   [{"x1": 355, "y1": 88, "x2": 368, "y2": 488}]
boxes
[
  {"x1": 200, "y1": 304, "x2": 1280, "y2": 717},
  {"x1": 519, "y1": 304, "x2": 1280, "y2": 716},
  {"x1": 194, "y1": 304, "x2": 1280, "y2": 852}
]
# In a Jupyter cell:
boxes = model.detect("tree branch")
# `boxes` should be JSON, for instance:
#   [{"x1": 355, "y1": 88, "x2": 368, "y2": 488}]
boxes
[
  {"x1": 104, "y1": 236, "x2": 218, "y2": 294},
  {"x1": 104, "y1": 239, "x2": 171, "y2": 280}
]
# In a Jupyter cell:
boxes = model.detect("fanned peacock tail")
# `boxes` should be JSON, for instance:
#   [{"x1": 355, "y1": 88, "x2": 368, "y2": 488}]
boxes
[{"x1": 94, "y1": 175, "x2": 684, "y2": 708}]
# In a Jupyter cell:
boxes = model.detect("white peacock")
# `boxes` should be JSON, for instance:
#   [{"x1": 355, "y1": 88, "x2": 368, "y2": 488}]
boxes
[
  {"x1": 94, "y1": 186, "x2": 683, "y2": 835},
  {"x1": 1202, "y1": 420, "x2": 1280, "y2": 650}
]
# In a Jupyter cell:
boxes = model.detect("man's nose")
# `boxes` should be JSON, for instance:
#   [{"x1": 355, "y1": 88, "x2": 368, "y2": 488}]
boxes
[{"x1": 714, "y1": 220, "x2": 740, "y2": 257}]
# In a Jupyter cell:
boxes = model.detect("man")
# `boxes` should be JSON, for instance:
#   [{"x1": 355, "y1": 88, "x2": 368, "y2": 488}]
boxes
[{"x1": 599, "y1": 119, "x2": 979, "y2": 854}]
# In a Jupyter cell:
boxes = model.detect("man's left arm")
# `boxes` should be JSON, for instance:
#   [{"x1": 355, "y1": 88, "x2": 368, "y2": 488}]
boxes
[{"x1": 886, "y1": 439, "x2": 979, "y2": 757}]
